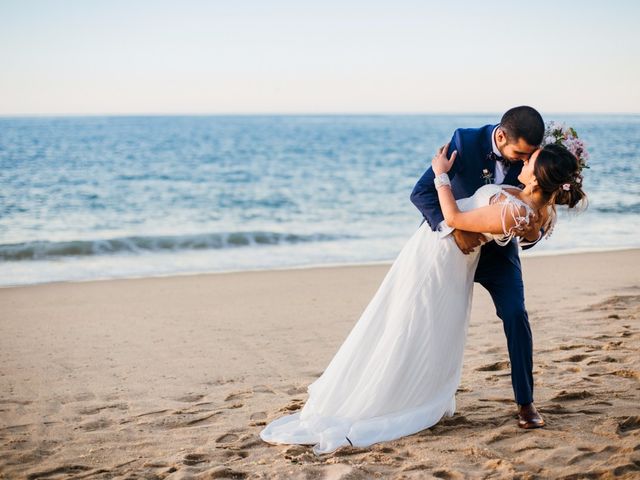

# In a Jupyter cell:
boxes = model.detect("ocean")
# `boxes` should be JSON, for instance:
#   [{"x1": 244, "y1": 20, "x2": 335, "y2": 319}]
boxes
[{"x1": 1, "y1": 114, "x2": 638, "y2": 287}]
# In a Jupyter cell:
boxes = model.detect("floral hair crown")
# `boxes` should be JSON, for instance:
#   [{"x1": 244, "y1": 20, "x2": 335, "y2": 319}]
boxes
[{"x1": 541, "y1": 121, "x2": 589, "y2": 191}]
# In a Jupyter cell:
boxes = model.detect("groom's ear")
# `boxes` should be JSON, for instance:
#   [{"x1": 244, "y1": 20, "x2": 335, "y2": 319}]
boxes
[{"x1": 496, "y1": 127, "x2": 507, "y2": 146}]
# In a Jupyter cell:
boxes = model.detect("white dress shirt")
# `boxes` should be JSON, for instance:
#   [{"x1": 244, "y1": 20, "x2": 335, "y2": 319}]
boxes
[{"x1": 492, "y1": 125, "x2": 508, "y2": 184}]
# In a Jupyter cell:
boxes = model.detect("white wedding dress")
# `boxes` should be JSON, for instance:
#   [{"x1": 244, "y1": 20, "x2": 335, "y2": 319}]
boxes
[{"x1": 260, "y1": 184, "x2": 537, "y2": 455}]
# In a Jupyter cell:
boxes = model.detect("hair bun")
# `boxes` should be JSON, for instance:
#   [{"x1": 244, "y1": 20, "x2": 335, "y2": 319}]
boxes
[{"x1": 535, "y1": 144, "x2": 587, "y2": 210}]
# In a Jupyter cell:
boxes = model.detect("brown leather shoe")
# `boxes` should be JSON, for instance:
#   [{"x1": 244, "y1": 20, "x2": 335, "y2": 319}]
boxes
[{"x1": 517, "y1": 402, "x2": 545, "y2": 429}]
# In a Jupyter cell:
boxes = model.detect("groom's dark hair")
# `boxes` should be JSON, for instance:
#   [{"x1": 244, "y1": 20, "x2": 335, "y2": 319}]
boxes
[{"x1": 500, "y1": 106, "x2": 544, "y2": 147}]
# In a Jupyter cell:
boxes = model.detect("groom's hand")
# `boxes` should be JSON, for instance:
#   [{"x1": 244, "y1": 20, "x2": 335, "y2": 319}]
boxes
[
  {"x1": 513, "y1": 211, "x2": 544, "y2": 242},
  {"x1": 516, "y1": 219, "x2": 540, "y2": 242},
  {"x1": 452, "y1": 229, "x2": 484, "y2": 255}
]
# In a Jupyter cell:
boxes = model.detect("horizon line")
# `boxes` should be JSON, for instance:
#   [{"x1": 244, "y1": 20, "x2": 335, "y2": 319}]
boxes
[{"x1": 1, "y1": 111, "x2": 639, "y2": 118}]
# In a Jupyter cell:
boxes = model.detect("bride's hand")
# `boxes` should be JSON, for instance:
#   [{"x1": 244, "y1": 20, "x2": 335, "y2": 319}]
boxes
[{"x1": 432, "y1": 142, "x2": 457, "y2": 175}]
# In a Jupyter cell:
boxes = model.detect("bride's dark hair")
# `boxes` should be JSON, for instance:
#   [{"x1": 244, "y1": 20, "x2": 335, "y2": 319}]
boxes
[{"x1": 534, "y1": 143, "x2": 587, "y2": 209}]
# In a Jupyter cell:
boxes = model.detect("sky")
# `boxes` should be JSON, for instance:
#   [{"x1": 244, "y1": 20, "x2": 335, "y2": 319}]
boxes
[{"x1": 0, "y1": 0, "x2": 638, "y2": 115}]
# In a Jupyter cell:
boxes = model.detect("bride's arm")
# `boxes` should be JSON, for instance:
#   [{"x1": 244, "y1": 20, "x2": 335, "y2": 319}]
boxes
[
  {"x1": 437, "y1": 192, "x2": 528, "y2": 236},
  {"x1": 431, "y1": 143, "x2": 530, "y2": 236}
]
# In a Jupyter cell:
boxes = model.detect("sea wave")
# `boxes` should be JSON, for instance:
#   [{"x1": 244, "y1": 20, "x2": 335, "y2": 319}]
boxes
[{"x1": 0, "y1": 231, "x2": 356, "y2": 261}]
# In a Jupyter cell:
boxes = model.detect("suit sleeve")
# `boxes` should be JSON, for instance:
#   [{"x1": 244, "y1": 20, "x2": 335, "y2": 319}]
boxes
[
  {"x1": 410, "y1": 131, "x2": 461, "y2": 231},
  {"x1": 519, "y1": 228, "x2": 544, "y2": 250}
]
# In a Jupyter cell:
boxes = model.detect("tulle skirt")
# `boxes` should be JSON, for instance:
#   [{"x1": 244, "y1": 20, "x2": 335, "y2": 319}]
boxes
[{"x1": 260, "y1": 222, "x2": 481, "y2": 455}]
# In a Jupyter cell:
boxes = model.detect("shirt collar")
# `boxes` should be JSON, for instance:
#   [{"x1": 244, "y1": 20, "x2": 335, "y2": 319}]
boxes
[{"x1": 491, "y1": 125, "x2": 502, "y2": 157}]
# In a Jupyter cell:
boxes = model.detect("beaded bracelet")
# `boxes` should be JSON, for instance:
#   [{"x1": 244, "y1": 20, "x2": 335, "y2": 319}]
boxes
[{"x1": 434, "y1": 173, "x2": 451, "y2": 189}]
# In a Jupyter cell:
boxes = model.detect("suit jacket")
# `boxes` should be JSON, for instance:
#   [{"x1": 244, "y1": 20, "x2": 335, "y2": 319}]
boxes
[{"x1": 410, "y1": 124, "x2": 540, "y2": 251}]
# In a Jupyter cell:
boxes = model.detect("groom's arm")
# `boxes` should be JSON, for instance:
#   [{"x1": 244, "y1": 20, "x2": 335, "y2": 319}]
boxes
[{"x1": 410, "y1": 132, "x2": 461, "y2": 231}]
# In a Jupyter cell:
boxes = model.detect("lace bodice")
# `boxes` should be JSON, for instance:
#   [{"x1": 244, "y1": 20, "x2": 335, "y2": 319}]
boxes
[{"x1": 455, "y1": 184, "x2": 539, "y2": 246}]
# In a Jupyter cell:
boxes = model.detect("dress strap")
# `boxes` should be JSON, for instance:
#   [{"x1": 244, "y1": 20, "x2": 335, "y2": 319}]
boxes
[{"x1": 489, "y1": 188, "x2": 535, "y2": 246}]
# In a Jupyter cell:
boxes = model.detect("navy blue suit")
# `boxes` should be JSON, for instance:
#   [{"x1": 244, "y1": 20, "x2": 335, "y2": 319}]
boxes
[{"x1": 410, "y1": 124, "x2": 536, "y2": 405}]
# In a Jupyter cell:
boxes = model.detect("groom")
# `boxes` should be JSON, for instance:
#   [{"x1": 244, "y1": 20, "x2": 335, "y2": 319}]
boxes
[{"x1": 410, "y1": 105, "x2": 546, "y2": 429}]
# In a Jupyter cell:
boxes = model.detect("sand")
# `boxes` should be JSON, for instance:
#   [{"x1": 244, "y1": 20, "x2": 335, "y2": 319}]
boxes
[{"x1": 1, "y1": 249, "x2": 639, "y2": 479}]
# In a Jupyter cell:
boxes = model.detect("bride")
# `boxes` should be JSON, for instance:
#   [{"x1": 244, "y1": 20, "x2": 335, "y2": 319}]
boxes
[{"x1": 260, "y1": 140, "x2": 587, "y2": 455}]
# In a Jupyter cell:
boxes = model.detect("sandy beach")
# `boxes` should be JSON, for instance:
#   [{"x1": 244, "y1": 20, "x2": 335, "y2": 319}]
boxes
[{"x1": 1, "y1": 249, "x2": 639, "y2": 479}]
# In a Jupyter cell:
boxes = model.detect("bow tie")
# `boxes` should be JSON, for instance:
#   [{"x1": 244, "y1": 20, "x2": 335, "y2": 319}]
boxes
[{"x1": 487, "y1": 151, "x2": 510, "y2": 168}]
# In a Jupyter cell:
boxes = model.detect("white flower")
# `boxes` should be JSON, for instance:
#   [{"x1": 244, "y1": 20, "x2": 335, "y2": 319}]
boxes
[{"x1": 543, "y1": 120, "x2": 589, "y2": 170}]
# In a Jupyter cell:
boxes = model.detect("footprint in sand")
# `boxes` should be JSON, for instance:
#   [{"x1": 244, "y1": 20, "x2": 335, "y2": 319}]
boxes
[
  {"x1": 202, "y1": 466, "x2": 247, "y2": 479},
  {"x1": 594, "y1": 334, "x2": 613, "y2": 340},
  {"x1": 563, "y1": 354, "x2": 590, "y2": 362},
  {"x1": 476, "y1": 361, "x2": 510, "y2": 372},
  {"x1": 135, "y1": 409, "x2": 171, "y2": 418},
  {"x1": 0, "y1": 398, "x2": 32, "y2": 406},
  {"x1": 216, "y1": 432, "x2": 239, "y2": 444},
  {"x1": 182, "y1": 452, "x2": 210, "y2": 466},
  {"x1": 603, "y1": 341, "x2": 623, "y2": 350},
  {"x1": 372, "y1": 445, "x2": 398, "y2": 454},
  {"x1": 483, "y1": 459, "x2": 517, "y2": 477},
  {"x1": 1, "y1": 423, "x2": 32, "y2": 434},
  {"x1": 568, "y1": 445, "x2": 620, "y2": 466},
  {"x1": 26, "y1": 465, "x2": 92, "y2": 480},
  {"x1": 249, "y1": 411, "x2": 267, "y2": 426},
  {"x1": 285, "y1": 385, "x2": 307, "y2": 395},
  {"x1": 220, "y1": 449, "x2": 249, "y2": 460},
  {"x1": 73, "y1": 392, "x2": 96, "y2": 402},
  {"x1": 591, "y1": 294, "x2": 640, "y2": 310},
  {"x1": 540, "y1": 403, "x2": 576, "y2": 415},
  {"x1": 224, "y1": 391, "x2": 253, "y2": 402},
  {"x1": 142, "y1": 410, "x2": 221, "y2": 429},
  {"x1": 559, "y1": 344, "x2": 587, "y2": 350},
  {"x1": 484, "y1": 346, "x2": 502, "y2": 353},
  {"x1": 174, "y1": 392, "x2": 206, "y2": 403},
  {"x1": 211, "y1": 434, "x2": 255, "y2": 465},
  {"x1": 236, "y1": 434, "x2": 264, "y2": 449},
  {"x1": 484, "y1": 430, "x2": 512, "y2": 445},
  {"x1": 204, "y1": 377, "x2": 238, "y2": 386},
  {"x1": 252, "y1": 384, "x2": 276, "y2": 394},
  {"x1": 587, "y1": 355, "x2": 619, "y2": 365},
  {"x1": 283, "y1": 444, "x2": 310, "y2": 458},
  {"x1": 618, "y1": 416, "x2": 640, "y2": 434},
  {"x1": 357, "y1": 449, "x2": 401, "y2": 465},
  {"x1": 77, "y1": 417, "x2": 112, "y2": 431},
  {"x1": 432, "y1": 468, "x2": 465, "y2": 479},
  {"x1": 608, "y1": 369, "x2": 640, "y2": 379},
  {"x1": 551, "y1": 390, "x2": 594, "y2": 402},
  {"x1": 278, "y1": 398, "x2": 304, "y2": 413},
  {"x1": 512, "y1": 438, "x2": 555, "y2": 452},
  {"x1": 402, "y1": 462, "x2": 435, "y2": 473},
  {"x1": 436, "y1": 415, "x2": 473, "y2": 429},
  {"x1": 78, "y1": 403, "x2": 128, "y2": 415},
  {"x1": 478, "y1": 397, "x2": 514, "y2": 404},
  {"x1": 182, "y1": 411, "x2": 222, "y2": 426}
]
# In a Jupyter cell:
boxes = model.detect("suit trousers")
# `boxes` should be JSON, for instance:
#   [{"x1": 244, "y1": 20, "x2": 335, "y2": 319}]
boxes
[{"x1": 473, "y1": 240, "x2": 534, "y2": 405}]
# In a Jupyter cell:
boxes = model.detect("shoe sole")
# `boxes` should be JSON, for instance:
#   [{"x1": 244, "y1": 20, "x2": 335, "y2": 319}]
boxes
[{"x1": 518, "y1": 421, "x2": 545, "y2": 429}]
